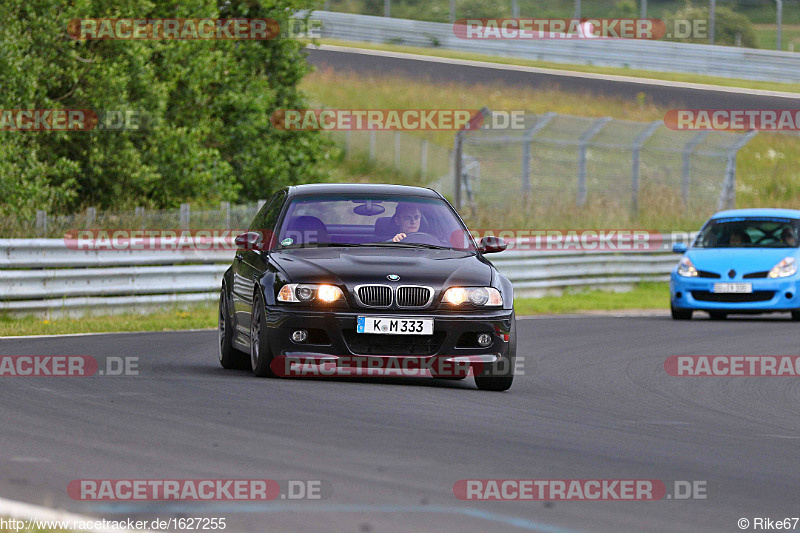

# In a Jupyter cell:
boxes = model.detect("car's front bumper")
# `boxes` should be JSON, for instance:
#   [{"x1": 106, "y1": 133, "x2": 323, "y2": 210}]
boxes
[
  {"x1": 263, "y1": 306, "x2": 513, "y2": 375},
  {"x1": 670, "y1": 273, "x2": 800, "y2": 313}
]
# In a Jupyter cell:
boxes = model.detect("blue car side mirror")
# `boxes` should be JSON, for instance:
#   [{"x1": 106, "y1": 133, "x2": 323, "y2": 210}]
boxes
[{"x1": 672, "y1": 243, "x2": 688, "y2": 254}]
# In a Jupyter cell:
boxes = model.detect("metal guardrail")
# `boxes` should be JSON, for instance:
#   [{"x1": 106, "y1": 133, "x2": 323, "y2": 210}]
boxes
[
  {"x1": 0, "y1": 239, "x2": 679, "y2": 316},
  {"x1": 312, "y1": 11, "x2": 800, "y2": 83}
]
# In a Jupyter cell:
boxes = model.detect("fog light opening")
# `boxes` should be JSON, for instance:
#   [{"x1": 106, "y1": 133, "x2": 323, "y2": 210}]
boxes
[
  {"x1": 292, "y1": 330, "x2": 308, "y2": 343},
  {"x1": 787, "y1": 292, "x2": 794, "y2": 299},
  {"x1": 675, "y1": 292, "x2": 682, "y2": 299},
  {"x1": 477, "y1": 333, "x2": 493, "y2": 347}
]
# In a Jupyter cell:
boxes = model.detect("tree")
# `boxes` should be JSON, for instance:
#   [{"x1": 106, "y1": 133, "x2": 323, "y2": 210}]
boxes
[{"x1": 0, "y1": 0, "x2": 330, "y2": 217}]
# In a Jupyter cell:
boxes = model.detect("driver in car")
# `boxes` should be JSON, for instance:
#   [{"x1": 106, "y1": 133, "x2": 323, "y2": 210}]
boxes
[{"x1": 391, "y1": 203, "x2": 422, "y2": 242}]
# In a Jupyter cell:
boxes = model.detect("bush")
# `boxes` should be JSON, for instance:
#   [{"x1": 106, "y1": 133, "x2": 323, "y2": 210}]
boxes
[
  {"x1": 664, "y1": 2, "x2": 759, "y2": 48},
  {"x1": 0, "y1": 0, "x2": 332, "y2": 217}
]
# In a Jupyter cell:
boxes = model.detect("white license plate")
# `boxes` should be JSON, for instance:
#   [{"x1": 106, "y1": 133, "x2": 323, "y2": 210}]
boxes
[
  {"x1": 713, "y1": 283, "x2": 753, "y2": 294},
  {"x1": 357, "y1": 316, "x2": 433, "y2": 335}
]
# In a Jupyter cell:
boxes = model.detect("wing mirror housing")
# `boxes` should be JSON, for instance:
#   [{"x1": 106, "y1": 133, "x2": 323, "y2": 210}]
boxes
[
  {"x1": 672, "y1": 243, "x2": 688, "y2": 254},
  {"x1": 479, "y1": 236, "x2": 507, "y2": 254},
  {"x1": 235, "y1": 231, "x2": 265, "y2": 250}
]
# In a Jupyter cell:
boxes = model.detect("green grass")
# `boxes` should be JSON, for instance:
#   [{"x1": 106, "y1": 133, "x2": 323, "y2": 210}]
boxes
[
  {"x1": 312, "y1": 38, "x2": 800, "y2": 94},
  {"x1": 0, "y1": 303, "x2": 217, "y2": 337},
  {"x1": 753, "y1": 24, "x2": 800, "y2": 52},
  {"x1": 514, "y1": 282, "x2": 669, "y2": 315}
]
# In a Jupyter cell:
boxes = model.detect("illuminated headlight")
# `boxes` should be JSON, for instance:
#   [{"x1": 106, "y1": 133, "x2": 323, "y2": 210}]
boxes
[
  {"x1": 443, "y1": 287, "x2": 502, "y2": 306},
  {"x1": 677, "y1": 257, "x2": 698, "y2": 277},
  {"x1": 278, "y1": 284, "x2": 344, "y2": 303},
  {"x1": 768, "y1": 257, "x2": 797, "y2": 278}
]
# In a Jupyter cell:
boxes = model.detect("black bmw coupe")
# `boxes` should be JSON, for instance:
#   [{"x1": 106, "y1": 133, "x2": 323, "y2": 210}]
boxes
[{"x1": 218, "y1": 183, "x2": 516, "y2": 391}]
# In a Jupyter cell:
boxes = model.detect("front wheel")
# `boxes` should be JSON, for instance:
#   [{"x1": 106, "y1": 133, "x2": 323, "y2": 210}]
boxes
[
  {"x1": 474, "y1": 312, "x2": 515, "y2": 392},
  {"x1": 792, "y1": 311, "x2": 800, "y2": 321},
  {"x1": 219, "y1": 288, "x2": 248, "y2": 369},
  {"x1": 671, "y1": 305, "x2": 692, "y2": 320},
  {"x1": 250, "y1": 290, "x2": 277, "y2": 378}
]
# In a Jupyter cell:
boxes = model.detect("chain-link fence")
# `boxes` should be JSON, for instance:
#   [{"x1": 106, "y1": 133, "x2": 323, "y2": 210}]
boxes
[
  {"x1": 453, "y1": 110, "x2": 758, "y2": 227},
  {"x1": 0, "y1": 202, "x2": 264, "y2": 239}
]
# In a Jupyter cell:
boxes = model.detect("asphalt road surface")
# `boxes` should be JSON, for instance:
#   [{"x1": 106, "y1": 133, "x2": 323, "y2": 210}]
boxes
[
  {"x1": 306, "y1": 45, "x2": 800, "y2": 109},
  {"x1": 2, "y1": 314, "x2": 800, "y2": 532}
]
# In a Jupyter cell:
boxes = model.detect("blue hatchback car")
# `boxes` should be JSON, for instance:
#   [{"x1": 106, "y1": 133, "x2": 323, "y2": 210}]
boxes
[{"x1": 671, "y1": 208, "x2": 800, "y2": 320}]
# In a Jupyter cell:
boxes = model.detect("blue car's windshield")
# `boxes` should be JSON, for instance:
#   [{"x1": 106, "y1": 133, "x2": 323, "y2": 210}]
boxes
[{"x1": 694, "y1": 217, "x2": 800, "y2": 248}]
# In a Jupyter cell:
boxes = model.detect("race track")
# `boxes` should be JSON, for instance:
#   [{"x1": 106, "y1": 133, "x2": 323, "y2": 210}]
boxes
[
  {"x1": 2, "y1": 314, "x2": 800, "y2": 532},
  {"x1": 306, "y1": 45, "x2": 800, "y2": 109}
]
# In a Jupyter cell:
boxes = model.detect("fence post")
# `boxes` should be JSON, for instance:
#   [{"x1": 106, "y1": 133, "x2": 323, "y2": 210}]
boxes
[
  {"x1": 345, "y1": 130, "x2": 352, "y2": 157},
  {"x1": 630, "y1": 120, "x2": 662, "y2": 214},
  {"x1": 221, "y1": 201, "x2": 231, "y2": 230},
  {"x1": 718, "y1": 130, "x2": 758, "y2": 211},
  {"x1": 420, "y1": 139, "x2": 428, "y2": 179},
  {"x1": 135, "y1": 206, "x2": 145, "y2": 230},
  {"x1": 681, "y1": 131, "x2": 709, "y2": 207},
  {"x1": 521, "y1": 112, "x2": 556, "y2": 194},
  {"x1": 577, "y1": 117, "x2": 611, "y2": 206},
  {"x1": 369, "y1": 130, "x2": 376, "y2": 161},
  {"x1": 36, "y1": 210, "x2": 47, "y2": 237},
  {"x1": 394, "y1": 132, "x2": 402, "y2": 168},
  {"x1": 180, "y1": 203, "x2": 190, "y2": 230},
  {"x1": 453, "y1": 131, "x2": 464, "y2": 209},
  {"x1": 86, "y1": 207, "x2": 96, "y2": 228}
]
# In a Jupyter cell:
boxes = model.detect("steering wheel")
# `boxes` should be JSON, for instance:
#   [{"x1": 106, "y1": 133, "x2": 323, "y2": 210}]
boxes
[{"x1": 395, "y1": 232, "x2": 442, "y2": 246}]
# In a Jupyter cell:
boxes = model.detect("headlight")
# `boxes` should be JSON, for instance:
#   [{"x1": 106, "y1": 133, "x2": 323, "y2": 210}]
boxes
[
  {"x1": 768, "y1": 257, "x2": 797, "y2": 278},
  {"x1": 442, "y1": 287, "x2": 502, "y2": 306},
  {"x1": 278, "y1": 283, "x2": 344, "y2": 303},
  {"x1": 677, "y1": 257, "x2": 698, "y2": 277}
]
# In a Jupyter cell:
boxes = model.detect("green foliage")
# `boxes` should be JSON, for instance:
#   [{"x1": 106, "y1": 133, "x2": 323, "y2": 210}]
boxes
[
  {"x1": 664, "y1": 2, "x2": 759, "y2": 48},
  {"x1": 0, "y1": 0, "x2": 331, "y2": 217}
]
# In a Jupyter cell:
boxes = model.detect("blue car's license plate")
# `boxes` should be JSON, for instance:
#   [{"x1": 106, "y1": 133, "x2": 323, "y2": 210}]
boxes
[
  {"x1": 357, "y1": 316, "x2": 434, "y2": 335},
  {"x1": 713, "y1": 283, "x2": 753, "y2": 294}
]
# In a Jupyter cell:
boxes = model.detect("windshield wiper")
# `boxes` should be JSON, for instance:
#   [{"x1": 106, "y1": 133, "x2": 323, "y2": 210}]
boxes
[
  {"x1": 364, "y1": 242, "x2": 456, "y2": 250},
  {"x1": 280, "y1": 242, "x2": 363, "y2": 249}
]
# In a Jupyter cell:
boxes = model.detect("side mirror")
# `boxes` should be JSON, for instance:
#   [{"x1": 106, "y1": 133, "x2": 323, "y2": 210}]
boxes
[
  {"x1": 479, "y1": 236, "x2": 507, "y2": 254},
  {"x1": 672, "y1": 243, "x2": 688, "y2": 254},
  {"x1": 235, "y1": 231, "x2": 264, "y2": 250}
]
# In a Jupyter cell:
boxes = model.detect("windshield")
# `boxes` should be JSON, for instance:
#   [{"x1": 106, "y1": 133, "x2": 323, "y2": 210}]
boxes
[
  {"x1": 274, "y1": 194, "x2": 477, "y2": 251},
  {"x1": 694, "y1": 217, "x2": 800, "y2": 248}
]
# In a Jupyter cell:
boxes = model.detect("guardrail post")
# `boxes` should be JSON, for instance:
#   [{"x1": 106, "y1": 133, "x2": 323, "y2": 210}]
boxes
[
  {"x1": 369, "y1": 130, "x2": 376, "y2": 161},
  {"x1": 394, "y1": 132, "x2": 401, "y2": 168},
  {"x1": 420, "y1": 139, "x2": 428, "y2": 179},
  {"x1": 221, "y1": 201, "x2": 230, "y2": 230},
  {"x1": 512, "y1": 0, "x2": 520, "y2": 18},
  {"x1": 36, "y1": 210, "x2": 47, "y2": 237},
  {"x1": 577, "y1": 117, "x2": 611, "y2": 206},
  {"x1": 449, "y1": 0, "x2": 455, "y2": 23},
  {"x1": 630, "y1": 120, "x2": 662, "y2": 214},
  {"x1": 717, "y1": 130, "x2": 758, "y2": 211},
  {"x1": 86, "y1": 207, "x2": 96, "y2": 228},
  {"x1": 681, "y1": 131, "x2": 709, "y2": 207},
  {"x1": 180, "y1": 203, "x2": 190, "y2": 230},
  {"x1": 135, "y1": 206, "x2": 145, "y2": 230},
  {"x1": 521, "y1": 112, "x2": 556, "y2": 194}
]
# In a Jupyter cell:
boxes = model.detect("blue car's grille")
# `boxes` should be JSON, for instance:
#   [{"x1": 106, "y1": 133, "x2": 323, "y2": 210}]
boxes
[
  {"x1": 743, "y1": 271, "x2": 770, "y2": 279},
  {"x1": 697, "y1": 270, "x2": 721, "y2": 279},
  {"x1": 691, "y1": 291, "x2": 775, "y2": 303}
]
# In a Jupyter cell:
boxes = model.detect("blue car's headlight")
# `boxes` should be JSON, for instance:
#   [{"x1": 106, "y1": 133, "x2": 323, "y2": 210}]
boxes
[
  {"x1": 768, "y1": 257, "x2": 798, "y2": 278},
  {"x1": 677, "y1": 257, "x2": 698, "y2": 277}
]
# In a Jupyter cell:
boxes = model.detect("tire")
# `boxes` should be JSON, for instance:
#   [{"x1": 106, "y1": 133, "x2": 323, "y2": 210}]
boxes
[
  {"x1": 792, "y1": 311, "x2": 800, "y2": 321},
  {"x1": 250, "y1": 290, "x2": 277, "y2": 378},
  {"x1": 474, "y1": 312, "x2": 515, "y2": 392},
  {"x1": 671, "y1": 305, "x2": 692, "y2": 320},
  {"x1": 218, "y1": 287, "x2": 248, "y2": 369},
  {"x1": 709, "y1": 312, "x2": 727, "y2": 320}
]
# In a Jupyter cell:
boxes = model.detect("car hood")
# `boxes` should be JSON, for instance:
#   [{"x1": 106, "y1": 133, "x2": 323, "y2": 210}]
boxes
[
  {"x1": 686, "y1": 248, "x2": 798, "y2": 275},
  {"x1": 270, "y1": 247, "x2": 493, "y2": 288}
]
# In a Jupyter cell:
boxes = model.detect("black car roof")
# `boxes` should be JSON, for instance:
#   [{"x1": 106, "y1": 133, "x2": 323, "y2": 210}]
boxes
[{"x1": 286, "y1": 183, "x2": 440, "y2": 198}]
